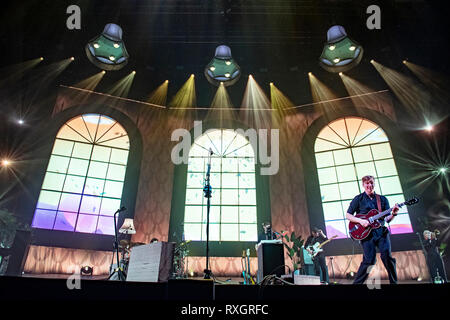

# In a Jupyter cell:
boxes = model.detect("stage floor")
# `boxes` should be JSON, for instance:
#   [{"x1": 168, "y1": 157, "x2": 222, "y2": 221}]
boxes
[{"x1": 2, "y1": 274, "x2": 448, "y2": 316}]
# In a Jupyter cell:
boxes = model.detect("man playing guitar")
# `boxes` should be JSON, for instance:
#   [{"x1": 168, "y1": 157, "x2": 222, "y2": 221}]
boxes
[
  {"x1": 346, "y1": 175, "x2": 399, "y2": 284},
  {"x1": 304, "y1": 227, "x2": 330, "y2": 284}
]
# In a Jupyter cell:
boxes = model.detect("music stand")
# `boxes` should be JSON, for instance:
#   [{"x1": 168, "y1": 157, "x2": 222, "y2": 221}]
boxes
[{"x1": 107, "y1": 209, "x2": 135, "y2": 281}]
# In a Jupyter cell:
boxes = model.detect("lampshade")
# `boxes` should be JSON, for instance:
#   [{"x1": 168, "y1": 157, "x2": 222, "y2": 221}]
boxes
[
  {"x1": 119, "y1": 218, "x2": 136, "y2": 234},
  {"x1": 319, "y1": 25, "x2": 363, "y2": 73},
  {"x1": 204, "y1": 45, "x2": 241, "y2": 87},
  {"x1": 85, "y1": 23, "x2": 129, "y2": 71}
]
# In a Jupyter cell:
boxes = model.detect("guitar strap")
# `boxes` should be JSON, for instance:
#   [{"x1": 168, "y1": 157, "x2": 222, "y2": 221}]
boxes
[{"x1": 375, "y1": 193, "x2": 382, "y2": 212}]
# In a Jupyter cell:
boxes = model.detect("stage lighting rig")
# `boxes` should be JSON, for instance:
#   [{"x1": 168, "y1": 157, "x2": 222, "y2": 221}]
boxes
[
  {"x1": 204, "y1": 45, "x2": 241, "y2": 87},
  {"x1": 85, "y1": 23, "x2": 129, "y2": 71},
  {"x1": 319, "y1": 25, "x2": 363, "y2": 73}
]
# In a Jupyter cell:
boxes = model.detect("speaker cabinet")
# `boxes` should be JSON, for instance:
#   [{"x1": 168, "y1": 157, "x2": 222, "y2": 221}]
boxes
[{"x1": 256, "y1": 240, "x2": 285, "y2": 282}]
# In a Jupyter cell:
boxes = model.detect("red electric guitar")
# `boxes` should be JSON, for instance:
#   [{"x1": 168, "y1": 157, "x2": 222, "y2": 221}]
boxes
[{"x1": 348, "y1": 197, "x2": 419, "y2": 240}]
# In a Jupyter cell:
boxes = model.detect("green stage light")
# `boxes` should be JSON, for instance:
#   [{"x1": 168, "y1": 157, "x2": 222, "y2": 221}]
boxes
[
  {"x1": 319, "y1": 25, "x2": 363, "y2": 73},
  {"x1": 85, "y1": 23, "x2": 129, "y2": 71},
  {"x1": 204, "y1": 45, "x2": 241, "y2": 87}
]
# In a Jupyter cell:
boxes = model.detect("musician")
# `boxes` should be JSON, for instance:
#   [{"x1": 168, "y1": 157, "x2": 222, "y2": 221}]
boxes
[
  {"x1": 304, "y1": 227, "x2": 329, "y2": 284},
  {"x1": 346, "y1": 175, "x2": 399, "y2": 284},
  {"x1": 423, "y1": 230, "x2": 447, "y2": 283}
]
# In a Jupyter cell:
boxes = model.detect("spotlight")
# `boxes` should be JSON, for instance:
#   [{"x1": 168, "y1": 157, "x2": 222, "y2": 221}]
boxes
[
  {"x1": 424, "y1": 125, "x2": 433, "y2": 131},
  {"x1": 70, "y1": 57, "x2": 75, "y2": 61},
  {"x1": 132, "y1": 70, "x2": 136, "y2": 74},
  {"x1": 204, "y1": 45, "x2": 241, "y2": 87},
  {"x1": 1, "y1": 159, "x2": 11, "y2": 167},
  {"x1": 339, "y1": 72, "x2": 343, "y2": 76},
  {"x1": 85, "y1": 23, "x2": 129, "y2": 71},
  {"x1": 370, "y1": 59, "x2": 375, "y2": 64},
  {"x1": 403, "y1": 60, "x2": 407, "y2": 64},
  {"x1": 439, "y1": 167, "x2": 448, "y2": 174},
  {"x1": 80, "y1": 266, "x2": 93, "y2": 276},
  {"x1": 308, "y1": 72, "x2": 312, "y2": 76},
  {"x1": 346, "y1": 271, "x2": 355, "y2": 279},
  {"x1": 17, "y1": 119, "x2": 24, "y2": 125},
  {"x1": 319, "y1": 25, "x2": 363, "y2": 73},
  {"x1": 270, "y1": 82, "x2": 273, "y2": 86},
  {"x1": 40, "y1": 57, "x2": 44, "y2": 61}
]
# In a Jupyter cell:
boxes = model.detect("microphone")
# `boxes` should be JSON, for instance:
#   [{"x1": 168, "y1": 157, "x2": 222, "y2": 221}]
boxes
[{"x1": 209, "y1": 148, "x2": 214, "y2": 156}]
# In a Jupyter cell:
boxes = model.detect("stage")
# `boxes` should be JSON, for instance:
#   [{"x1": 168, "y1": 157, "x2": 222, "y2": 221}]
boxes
[{"x1": 1, "y1": 274, "x2": 447, "y2": 303}]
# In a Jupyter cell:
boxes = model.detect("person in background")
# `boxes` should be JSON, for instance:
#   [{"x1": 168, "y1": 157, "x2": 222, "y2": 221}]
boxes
[{"x1": 304, "y1": 227, "x2": 329, "y2": 284}]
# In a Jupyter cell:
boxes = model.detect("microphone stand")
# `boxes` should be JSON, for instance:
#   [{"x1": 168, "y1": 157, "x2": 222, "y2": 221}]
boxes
[
  {"x1": 107, "y1": 208, "x2": 127, "y2": 281},
  {"x1": 203, "y1": 149, "x2": 213, "y2": 279}
]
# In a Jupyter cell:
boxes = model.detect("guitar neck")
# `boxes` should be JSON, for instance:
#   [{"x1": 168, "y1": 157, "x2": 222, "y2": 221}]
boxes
[{"x1": 372, "y1": 202, "x2": 405, "y2": 220}]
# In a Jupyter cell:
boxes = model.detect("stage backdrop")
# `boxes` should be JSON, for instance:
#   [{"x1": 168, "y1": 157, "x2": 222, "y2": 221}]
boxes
[{"x1": 21, "y1": 85, "x2": 425, "y2": 280}]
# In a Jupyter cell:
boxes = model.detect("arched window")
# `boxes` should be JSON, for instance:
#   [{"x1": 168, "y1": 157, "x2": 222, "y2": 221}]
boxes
[
  {"x1": 315, "y1": 117, "x2": 413, "y2": 239},
  {"x1": 32, "y1": 114, "x2": 129, "y2": 235},
  {"x1": 183, "y1": 129, "x2": 258, "y2": 242}
]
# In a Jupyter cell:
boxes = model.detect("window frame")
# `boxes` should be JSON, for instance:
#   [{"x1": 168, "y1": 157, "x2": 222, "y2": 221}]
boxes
[{"x1": 168, "y1": 120, "x2": 271, "y2": 257}]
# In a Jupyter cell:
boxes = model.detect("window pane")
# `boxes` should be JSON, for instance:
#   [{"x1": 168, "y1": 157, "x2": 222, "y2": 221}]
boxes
[
  {"x1": 47, "y1": 155, "x2": 70, "y2": 174},
  {"x1": 91, "y1": 145, "x2": 111, "y2": 162},
  {"x1": 239, "y1": 158, "x2": 255, "y2": 172},
  {"x1": 59, "y1": 193, "x2": 81, "y2": 212},
  {"x1": 185, "y1": 189, "x2": 203, "y2": 205},
  {"x1": 52, "y1": 139, "x2": 74, "y2": 156},
  {"x1": 79, "y1": 195, "x2": 102, "y2": 215},
  {"x1": 388, "y1": 214, "x2": 413, "y2": 234},
  {"x1": 99, "y1": 198, "x2": 122, "y2": 216},
  {"x1": 110, "y1": 149, "x2": 129, "y2": 165},
  {"x1": 239, "y1": 189, "x2": 256, "y2": 205},
  {"x1": 202, "y1": 223, "x2": 220, "y2": 241},
  {"x1": 67, "y1": 158, "x2": 89, "y2": 176},
  {"x1": 107, "y1": 164, "x2": 126, "y2": 181},
  {"x1": 355, "y1": 162, "x2": 377, "y2": 180},
  {"x1": 335, "y1": 165, "x2": 356, "y2": 182},
  {"x1": 371, "y1": 142, "x2": 392, "y2": 160},
  {"x1": 325, "y1": 220, "x2": 347, "y2": 239},
  {"x1": 352, "y1": 146, "x2": 372, "y2": 163},
  {"x1": 320, "y1": 184, "x2": 340, "y2": 202},
  {"x1": 72, "y1": 142, "x2": 92, "y2": 159},
  {"x1": 239, "y1": 224, "x2": 258, "y2": 241},
  {"x1": 318, "y1": 167, "x2": 337, "y2": 185},
  {"x1": 76, "y1": 214, "x2": 98, "y2": 233},
  {"x1": 222, "y1": 189, "x2": 239, "y2": 205},
  {"x1": 53, "y1": 212, "x2": 77, "y2": 231},
  {"x1": 222, "y1": 173, "x2": 239, "y2": 188},
  {"x1": 36, "y1": 190, "x2": 61, "y2": 211},
  {"x1": 385, "y1": 194, "x2": 407, "y2": 214},
  {"x1": 208, "y1": 206, "x2": 221, "y2": 223},
  {"x1": 186, "y1": 172, "x2": 204, "y2": 188},
  {"x1": 322, "y1": 201, "x2": 344, "y2": 221},
  {"x1": 188, "y1": 158, "x2": 204, "y2": 172},
  {"x1": 96, "y1": 216, "x2": 116, "y2": 235},
  {"x1": 221, "y1": 224, "x2": 239, "y2": 241},
  {"x1": 184, "y1": 223, "x2": 202, "y2": 241},
  {"x1": 333, "y1": 149, "x2": 353, "y2": 165},
  {"x1": 375, "y1": 159, "x2": 397, "y2": 177},
  {"x1": 221, "y1": 206, "x2": 238, "y2": 223},
  {"x1": 32, "y1": 209, "x2": 56, "y2": 229},
  {"x1": 378, "y1": 176, "x2": 403, "y2": 195},
  {"x1": 62, "y1": 175, "x2": 85, "y2": 193},
  {"x1": 41, "y1": 172, "x2": 66, "y2": 191},
  {"x1": 315, "y1": 151, "x2": 334, "y2": 168},
  {"x1": 88, "y1": 161, "x2": 108, "y2": 179},
  {"x1": 239, "y1": 207, "x2": 257, "y2": 224},
  {"x1": 222, "y1": 157, "x2": 238, "y2": 172},
  {"x1": 103, "y1": 180, "x2": 124, "y2": 198},
  {"x1": 185, "y1": 205, "x2": 203, "y2": 223},
  {"x1": 339, "y1": 181, "x2": 360, "y2": 200},
  {"x1": 240, "y1": 173, "x2": 255, "y2": 188},
  {"x1": 84, "y1": 178, "x2": 105, "y2": 196}
]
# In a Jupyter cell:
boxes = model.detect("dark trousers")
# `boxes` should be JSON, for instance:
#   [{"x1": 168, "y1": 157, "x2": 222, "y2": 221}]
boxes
[
  {"x1": 313, "y1": 254, "x2": 329, "y2": 283},
  {"x1": 353, "y1": 228, "x2": 397, "y2": 284},
  {"x1": 426, "y1": 253, "x2": 448, "y2": 283}
]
